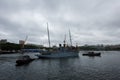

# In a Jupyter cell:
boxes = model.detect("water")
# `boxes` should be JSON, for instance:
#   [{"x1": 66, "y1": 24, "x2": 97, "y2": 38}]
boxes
[{"x1": 0, "y1": 51, "x2": 120, "y2": 80}]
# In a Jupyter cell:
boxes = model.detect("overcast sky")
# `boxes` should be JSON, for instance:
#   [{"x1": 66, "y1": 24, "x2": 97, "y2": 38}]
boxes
[{"x1": 0, "y1": 0, "x2": 120, "y2": 46}]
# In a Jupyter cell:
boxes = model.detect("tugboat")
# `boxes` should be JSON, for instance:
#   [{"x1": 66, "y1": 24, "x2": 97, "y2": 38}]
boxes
[
  {"x1": 82, "y1": 52, "x2": 101, "y2": 56},
  {"x1": 16, "y1": 55, "x2": 34, "y2": 66}
]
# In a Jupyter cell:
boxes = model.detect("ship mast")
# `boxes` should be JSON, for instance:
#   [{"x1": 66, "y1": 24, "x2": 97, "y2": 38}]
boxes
[
  {"x1": 69, "y1": 29, "x2": 72, "y2": 46},
  {"x1": 63, "y1": 34, "x2": 66, "y2": 47},
  {"x1": 47, "y1": 23, "x2": 51, "y2": 48},
  {"x1": 63, "y1": 34, "x2": 66, "y2": 44}
]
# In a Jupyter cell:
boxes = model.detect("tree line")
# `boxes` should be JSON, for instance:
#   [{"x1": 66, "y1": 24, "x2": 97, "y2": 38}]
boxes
[
  {"x1": 1, "y1": 42, "x2": 120, "y2": 51},
  {"x1": 0, "y1": 42, "x2": 41, "y2": 51}
]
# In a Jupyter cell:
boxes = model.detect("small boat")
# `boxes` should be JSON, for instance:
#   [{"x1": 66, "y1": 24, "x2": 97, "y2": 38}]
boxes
[
  {"x1": 16, "y1": 55, "x2": 34, "y2": 66},
  {"x1": 82, "y1": 52, "x2": 101, "y2": 56}
]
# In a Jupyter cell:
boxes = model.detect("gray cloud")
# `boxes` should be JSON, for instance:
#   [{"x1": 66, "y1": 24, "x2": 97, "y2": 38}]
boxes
[{"x1": 0, "y1": 0, "x2": 120, "y2": 46}]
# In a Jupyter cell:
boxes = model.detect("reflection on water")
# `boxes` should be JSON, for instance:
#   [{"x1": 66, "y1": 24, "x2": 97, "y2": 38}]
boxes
[{"x1": 0, "y1": 51, "x2": 120, "y2": 80}]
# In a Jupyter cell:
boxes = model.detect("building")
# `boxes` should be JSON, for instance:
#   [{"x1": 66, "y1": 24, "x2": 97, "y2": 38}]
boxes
[
  {"x1": 0, "y1": 39, "x2": 7, "y2": 43},
  {"x1": 19, "y1": 40, "x2": 25, "y2": 44}
]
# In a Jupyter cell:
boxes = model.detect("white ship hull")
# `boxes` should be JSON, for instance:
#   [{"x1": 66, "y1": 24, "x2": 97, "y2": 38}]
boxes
[{"x1": 36, "y1": 52, "x2": 79, "y2": 58}]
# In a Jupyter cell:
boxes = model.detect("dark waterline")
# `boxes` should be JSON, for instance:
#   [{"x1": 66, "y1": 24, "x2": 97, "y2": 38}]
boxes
[{"x1": 0, "y1": 51, "x2": 120, "y2": 80}]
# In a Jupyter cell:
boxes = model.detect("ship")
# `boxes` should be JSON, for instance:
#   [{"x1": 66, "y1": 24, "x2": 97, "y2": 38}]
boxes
[
  {"x1": 36, "y1": 44, "x2": 79, "y2": 58},
  {"x1": 36, "y1": 23, "x2": 79, "y2": 58}
]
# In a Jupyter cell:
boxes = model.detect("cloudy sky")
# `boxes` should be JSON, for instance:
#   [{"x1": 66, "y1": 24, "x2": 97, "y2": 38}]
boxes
[{"x1": 0, "y1": 0, "x2": 120, "y2": 46}]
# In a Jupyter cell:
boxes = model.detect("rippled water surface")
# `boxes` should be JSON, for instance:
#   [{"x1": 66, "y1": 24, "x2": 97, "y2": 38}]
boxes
[{"x1": 0, "y1": 51, "x2": 120, "y2": 80}]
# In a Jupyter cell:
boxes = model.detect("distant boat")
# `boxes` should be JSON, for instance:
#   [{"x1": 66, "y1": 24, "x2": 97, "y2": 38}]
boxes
[
  {"x1": 82, "y1": 52, "x2": 101, "y2": 56},
  {"x1": 36, "y1": 23, "x2": 79, "y2": 58}
]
